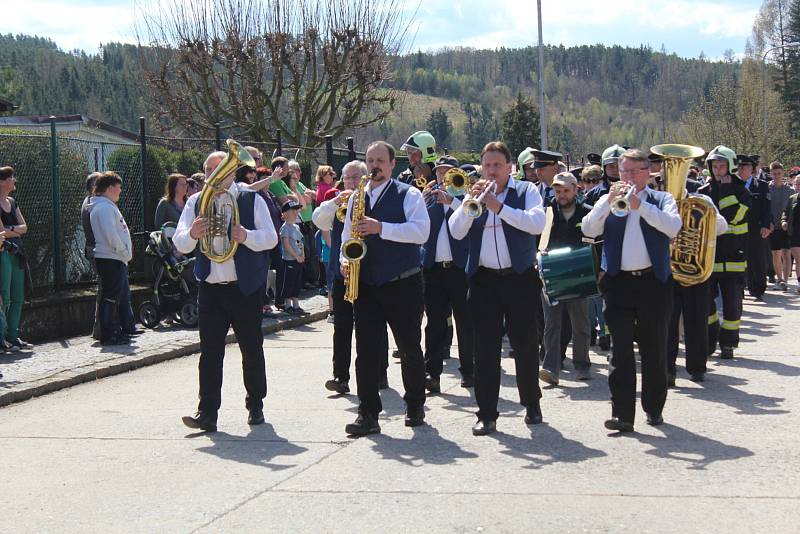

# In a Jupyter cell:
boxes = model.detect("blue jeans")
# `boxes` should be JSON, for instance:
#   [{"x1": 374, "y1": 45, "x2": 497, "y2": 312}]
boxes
[{"x1": 589, "y1": 295, "x2": 605, "y2": 334}]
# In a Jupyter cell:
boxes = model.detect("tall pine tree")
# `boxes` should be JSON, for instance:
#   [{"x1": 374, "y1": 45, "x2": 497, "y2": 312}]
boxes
[{"x1": 500, "y1": 92, "x2": 541, "y2": 160}]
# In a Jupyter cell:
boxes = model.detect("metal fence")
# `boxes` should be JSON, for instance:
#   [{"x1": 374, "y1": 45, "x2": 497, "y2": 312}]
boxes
[{"x1": 0, "y1": 117, "x2": 407, "y2": 294}]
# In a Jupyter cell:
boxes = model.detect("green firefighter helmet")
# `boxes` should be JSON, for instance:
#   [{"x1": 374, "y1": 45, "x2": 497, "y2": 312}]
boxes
[
  {"x1": 705, "y1": 145, "x2": 736, "y2": 175},
  {"x1": 601, "y1": 144, "x2": 626, "y2": 167},
  {"x1": 401, "y1": 130, "x2": 437, "y2": 163},
  {"x1": 516, "y1": 147, "x2": 536, "y2": 178}
]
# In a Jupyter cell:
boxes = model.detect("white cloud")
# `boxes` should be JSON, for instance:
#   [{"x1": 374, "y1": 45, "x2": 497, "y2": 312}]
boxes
[{"x1": 4, "y1": 0, "x2": 137, "y2": 52}]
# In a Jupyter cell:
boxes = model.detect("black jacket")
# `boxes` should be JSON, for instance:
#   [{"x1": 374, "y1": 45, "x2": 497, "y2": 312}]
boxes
[
  {"x1": 697, "y1": 175, "x2": 751, "y2": 273},
  {"x1": 546, "y1": 202, "x2": 592, "y2": 251},
  {"x1": 744, "y1": 176, "x2": 772, "y2": 230}
]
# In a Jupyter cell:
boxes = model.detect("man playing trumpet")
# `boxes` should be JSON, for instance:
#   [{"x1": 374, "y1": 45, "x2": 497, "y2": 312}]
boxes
[{"x1": 449, "y1": 141, "x2": 546, "y2": 436}]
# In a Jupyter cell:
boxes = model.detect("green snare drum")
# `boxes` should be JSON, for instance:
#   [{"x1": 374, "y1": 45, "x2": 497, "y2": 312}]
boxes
[{"x1": 537, "y1": 246, "x2": 599, "y2": 305}]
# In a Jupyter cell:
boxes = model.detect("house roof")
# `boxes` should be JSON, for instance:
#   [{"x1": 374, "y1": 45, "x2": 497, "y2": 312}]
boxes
[{"x1": 0, "y1": 114, "x2": 138, "y2": 142}]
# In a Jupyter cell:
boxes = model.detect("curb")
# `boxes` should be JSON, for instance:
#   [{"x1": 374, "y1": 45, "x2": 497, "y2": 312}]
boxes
[{"x1": 0, "y1": 309, "x2": 328, "y2": 408}]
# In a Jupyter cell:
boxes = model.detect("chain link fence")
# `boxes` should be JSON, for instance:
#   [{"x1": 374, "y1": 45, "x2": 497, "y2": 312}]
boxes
[{"x1": 0, "y1": 120, "x2": 416, "y2": 295}]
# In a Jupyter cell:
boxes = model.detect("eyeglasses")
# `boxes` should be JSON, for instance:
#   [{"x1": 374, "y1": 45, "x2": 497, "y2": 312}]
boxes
[
  {"x1": 618, "y1": 167, "x2": 650, "y2": 176},
  {"x1": 583, "y1": 178, "x2": 599, "y2": 184}
]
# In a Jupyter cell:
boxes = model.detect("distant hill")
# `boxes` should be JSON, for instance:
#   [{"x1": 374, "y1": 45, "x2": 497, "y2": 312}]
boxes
[{"x1": 0, "y1": 34, "x2": 740, "y2": 157}]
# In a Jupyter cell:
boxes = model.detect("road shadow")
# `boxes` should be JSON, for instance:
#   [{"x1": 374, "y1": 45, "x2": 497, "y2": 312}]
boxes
[
  {"x1": 192, "y1": 424, "x2": 308, "y2": 471},
  {"x1": 490, "y1": 423, "x2": 607, "y2": 469},
  {"x1": 675, "y1": 371, "x2": 788, "y2": 416},
  {"x1": 717, "y1": 356, "x2": 800, "y2": 377},
  {"x1": 366, "y1": 424, "x2": 478, "y2": 466},
  {"x1": 631, "y1": 423, "x2": 754, "y2": 470},
  {"x1": 342, "y1": 386, "x2": 406, "y2": 417}
]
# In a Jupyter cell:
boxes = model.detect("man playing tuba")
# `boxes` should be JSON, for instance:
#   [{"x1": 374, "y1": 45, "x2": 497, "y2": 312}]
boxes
[{"x1": 174, "y1": 146, "x2": 278, "y2": 433}]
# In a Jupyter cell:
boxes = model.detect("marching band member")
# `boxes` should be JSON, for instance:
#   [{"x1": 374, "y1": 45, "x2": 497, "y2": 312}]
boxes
[
  {"x1": 312, "y1": 161, "x2": 389, "y2": 395},
  {"x1": 449, "y1": 141, "x2": 546, "y2": 436},
  {"x1": 175, "y1": 150, "x2": 278, "y2": 433},
  {"x1": 538, "y1": 172, "x2": 594, "y2": 385},
  {"x1": 532, "y1": 149, "x2": 563, "y2": 208},
  {"x1": 582, "y1": 148, "x2": 682, "y2": 432},
  {"x1": 422, "y1": 156, "x2": 474, "y2": 392},
  {"x1": 340, "y1": 141, "x2": 430, "y2": 437},
  {"x1": 700, "y1": 146, "x2": 751, "y2": 360},
  {"x1": 667, "y1": 178, "x2": 728, "y2": 386}
]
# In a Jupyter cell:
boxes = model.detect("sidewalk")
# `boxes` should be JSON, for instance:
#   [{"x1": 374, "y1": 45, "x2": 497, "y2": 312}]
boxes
[{"x1": 0, "y1": 292, "x2": 329, "y2": 407}]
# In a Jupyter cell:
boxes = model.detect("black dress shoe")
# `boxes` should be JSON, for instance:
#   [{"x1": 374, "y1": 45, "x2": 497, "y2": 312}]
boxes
[
  {"x1": 690, "y1": 372, "x2": 705, "y2": 383},
  {"x1": 182, "y1": 411, "x2": 218, "y2": 432},
  {"x1": 123, "y1": 329, "x2": 145, "y2": 336},
  {"x1": 425, "y1": 375, "x2": 441, "y2": 394},
  {"x1": 646, "y1": 413, "x2": 664, "y2": 426},
  {"x1": 405, "y1": 405, "x2": 425, "y2": 427},
  {"x1": 391, "y1": 350, "x2": 402, "y2": 359},
  {"x1": 325, "y1": 377, "x2": 350, "y2": 394},
  {"x1": 345, "y1": 412, "x2": 380, "y2": 437},
  {"x1": 598, "y1": 335, "x2": 611, "y2": 351},
  {"x1": 472, "y1": 419, "x2": 496, "y2": 436},
  {"x1": 604, "y1": 417, "x2": 634, "y2": 433},
  {"x1": 720, "y1": 346, "x2": 734, "y2": 359},
  {"x1": 460, "y1": 374, "x2": 475, "y2": 388},
  {"x1": 524, "y1": 399, "x2": 543, "y2": 425},
  {"x1": 247, "y1": 408, "x2": 265, "y2": 425},
  {"x1": 379, "y1": 375, "x2": 389, "y2": 390}
]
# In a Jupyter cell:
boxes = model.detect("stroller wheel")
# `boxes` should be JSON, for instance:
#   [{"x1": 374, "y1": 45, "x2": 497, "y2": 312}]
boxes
[
  {"x1": 179, "y1": 301, "x2": 199, "y2": 327},
  {"x1": 138, "y1": 301, "x2": 161, "y2": 329}
]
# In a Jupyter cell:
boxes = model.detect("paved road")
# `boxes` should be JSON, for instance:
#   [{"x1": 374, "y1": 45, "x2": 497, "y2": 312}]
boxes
[{"x1": 2, "y1": 291, "x2": 799, "y2": 533}]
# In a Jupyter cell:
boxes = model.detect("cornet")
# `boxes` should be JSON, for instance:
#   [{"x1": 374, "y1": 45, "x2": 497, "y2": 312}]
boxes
[
  {"x1": 610, "y1": 183, "x2": 636, "y2": 217},
  {"x1": 462, "y1": 181, "x2": 497, "y2": 219}
]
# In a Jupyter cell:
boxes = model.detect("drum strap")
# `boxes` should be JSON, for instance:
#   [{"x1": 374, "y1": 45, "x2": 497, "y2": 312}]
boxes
[{"x1": 538, "y1": 206, "x2": 554, "y2": 252}]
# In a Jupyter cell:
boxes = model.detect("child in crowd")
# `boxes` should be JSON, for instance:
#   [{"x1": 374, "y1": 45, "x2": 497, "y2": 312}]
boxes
[{"x1": 277, "y1": 200, "x2": 309, "y2": 315}]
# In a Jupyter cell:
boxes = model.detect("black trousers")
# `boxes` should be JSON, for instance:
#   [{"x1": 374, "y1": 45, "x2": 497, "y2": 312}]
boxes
[
  {"x1": 197, "y1": 282, "x2": 266, "y2": 414},
  {"x1": 353, "y1": 273, "x2": 425, "y2": 417},
  {"x1": 95, "y1": 258, "x2": 132, "y2": 341},
  {"x1": 747, "y1": 230, "x2": 767, "y2": 297},
  {"x1": 602, "y1": 271, "x2": 672, "y2": 423},
  {"x1": 424, "y1": 263, "x2": 474, "y2": 379},
  {"x1": 667, "y1": 279, "x2": 710, "y2": 377},
  {"x1": 299, "y1": 221, "x2": 319, "y2": 284},
  {"x1": 709, "y1": 272, "x2": 744, "y2": 351},
  {"x1": 469, "y1": 268, "x2": 542, "y2": 422},
  {"x1": 331, "y1": 277, "x2": 389, "y2": 382}
]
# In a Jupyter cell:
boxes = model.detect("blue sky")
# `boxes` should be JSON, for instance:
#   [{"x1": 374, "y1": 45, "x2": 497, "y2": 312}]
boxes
[{"x1": 5, "y1": 0, "x2": 762, "y2": 59}]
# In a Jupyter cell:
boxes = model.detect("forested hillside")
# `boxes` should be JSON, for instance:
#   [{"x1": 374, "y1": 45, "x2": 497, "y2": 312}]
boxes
[{"x1": 0, "y1": 34, "x2": 741, "y2": 156}]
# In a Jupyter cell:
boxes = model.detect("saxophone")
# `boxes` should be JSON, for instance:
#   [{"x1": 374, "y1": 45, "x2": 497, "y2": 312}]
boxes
[
  {"x1": 651, "y1": 144, "x2": 717, "y2": 287},
  {"x1": 342, "y1": 172, "x2": 373, "y2": 303}
]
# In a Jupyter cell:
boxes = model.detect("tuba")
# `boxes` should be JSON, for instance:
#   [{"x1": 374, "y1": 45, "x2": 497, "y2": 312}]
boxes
[
  {"x1": 198, "y1": 139, "x2": 256, "y2": 263},
  {"x1": 651, "y1": 144, "x2": 716, "y2": 286}
]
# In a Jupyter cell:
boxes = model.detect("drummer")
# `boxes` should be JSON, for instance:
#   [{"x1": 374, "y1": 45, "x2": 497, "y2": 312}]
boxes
[{"x1": 538, "y1": 172, "x2": 594, "y2": 385}]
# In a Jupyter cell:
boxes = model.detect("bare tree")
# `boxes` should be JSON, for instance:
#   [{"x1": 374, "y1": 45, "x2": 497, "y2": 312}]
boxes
[
  {"x1": 750, "y1": 0, "x2": 791, "y2": 95},
  {"x1": 680, "y1": 61, "x2": 799, "y2": 163},
  {"x1": 136, "y1": 0, "x2": 413, "y2": 147}
]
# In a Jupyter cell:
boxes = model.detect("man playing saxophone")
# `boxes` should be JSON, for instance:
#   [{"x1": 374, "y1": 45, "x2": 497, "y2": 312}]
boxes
[
  {"x1": 339, "y1": 141, "x2": 430, "y2": 437},
  {"x1": 174, "y1": 148, "x2": 278, "y2": 433}
]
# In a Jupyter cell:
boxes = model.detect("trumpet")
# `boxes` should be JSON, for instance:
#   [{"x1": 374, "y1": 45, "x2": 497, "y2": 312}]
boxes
[
  {"x1": 610, "y1": 183, "x2": 636, "y2": 217},
  {"x1": 334, "y1": 190, "x2": 353, "y2": 223},
  {"x1": 462, "y1": 180, "x2": 497, "y2": 219},
  {"x1": 442, "y1": 168, "x2": 471, "y2": 196}
]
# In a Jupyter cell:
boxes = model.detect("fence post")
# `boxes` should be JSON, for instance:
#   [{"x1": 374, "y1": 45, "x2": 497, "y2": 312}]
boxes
[
  {"x1": 275, "y1": 129, "x2": 282, "y2": 156},
  {"x1": 325, "y1": 135, "x2": 333, "y2": 166},
  {"x1": 347, "y1": 137, "x2": 355, "y2": 161},
  {"x1": 444, "y1": 147, "x2": 449, "y2": 155},
  {"x1": 49, "y1": 117, "x2": 63, "y2": 290},
  {"x1": 100, "y1": 143, "x2": 105, "y2": 172},
  {"x1": 139, "y1": 117, "x2": 149, "y2": 232},
  {"x1": 215, "y1": 122, "x2": 222, "y2": 151},
  {"x1": 93, "y1": 147, "x2": 99, "y2": 172}
]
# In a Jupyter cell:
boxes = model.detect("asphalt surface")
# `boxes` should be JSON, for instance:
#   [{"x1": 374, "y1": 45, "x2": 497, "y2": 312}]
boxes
[{"x1": 2, "y1": 289, "x2": 798, "y2": 533}]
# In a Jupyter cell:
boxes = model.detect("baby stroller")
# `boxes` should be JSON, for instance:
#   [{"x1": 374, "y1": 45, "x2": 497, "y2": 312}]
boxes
[{"x1": 137, "y1": 222, "x2": 199, "y2": 328}]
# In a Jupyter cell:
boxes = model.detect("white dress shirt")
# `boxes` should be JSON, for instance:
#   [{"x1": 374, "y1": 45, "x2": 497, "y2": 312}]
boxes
[
  {"x1": 173, "y1": 182, "x2": 278, "y2": 283},
  {"x1": 312, "y1": 197, "x2": 338, "y2": 232},
  {"x1": 581, "y1": 187, "x2": 682, "y2": 271},
  {"x1": 448, "y1": 177, "x2": 546, "y2": 269},
  {"x1": 434, "y1": 198, "x2": 461, "y2": 262},
  {"x1": 339, "y1": 179, "x2": 430, "y2": 263}
]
